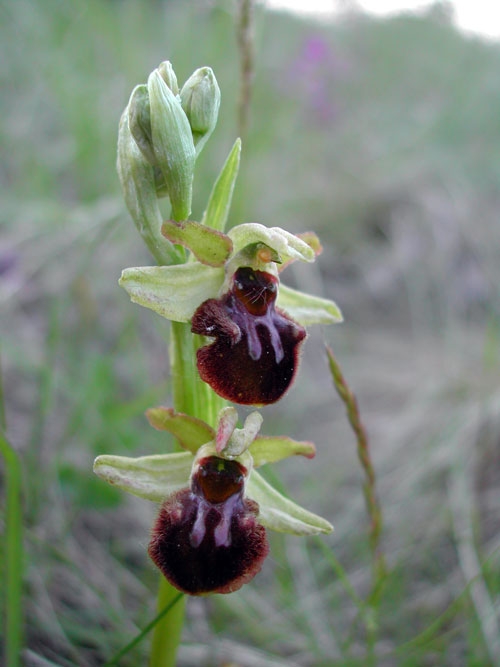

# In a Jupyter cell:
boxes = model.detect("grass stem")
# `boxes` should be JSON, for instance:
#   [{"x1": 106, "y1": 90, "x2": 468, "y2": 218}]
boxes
[
  {"x1": 236, "y1": 0, "x2": 255, "y2": 143},
  {"x1": 326, "y1": 345, "x2": 387, "y2": 654},
  {"x1": 0, "y1": 431, "x2": 24, "y2": 667}
]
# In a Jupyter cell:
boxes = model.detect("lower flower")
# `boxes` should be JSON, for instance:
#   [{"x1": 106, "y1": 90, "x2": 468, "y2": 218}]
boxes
[
  {"x1": 94, "y1": 407, "x2": 333, "y2": 596},
  {"x1": 148, "y1": 456, "x2": 268, "y2": 595}
]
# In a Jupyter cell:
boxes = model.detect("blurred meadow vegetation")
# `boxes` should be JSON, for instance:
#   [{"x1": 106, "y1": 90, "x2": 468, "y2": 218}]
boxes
[{"x1": 1, "y1": 0, "x2": 500, "y2": 664}]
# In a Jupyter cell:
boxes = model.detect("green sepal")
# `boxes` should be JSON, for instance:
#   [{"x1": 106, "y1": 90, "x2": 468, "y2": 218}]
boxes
[
  {"x1": 277, "y1": 283, "x2": 343, "y2": 325},
  {"x1": 247, "y1": 470, "x2": 333, "y2": 536},
  {"x1": 93, "y1": 452, "x2": 193, "y2": 502},
  {"x1": 146, "y1": 407, "x2": 215, "y2": 454},
  {"x1": 229, "y1": 223, "x2": 316, "y2": 265},
  {"x1": 249, "y1": 436, "x2": 316, "y2": 467},
  {"x1": 201, "y1": 138, "x2": 241, "y2": 232},
  {"x1": 148, "y1": 69, "x2": 195, "y2": 221},
  {"x1": 161, "y1": 220, "x2": 232, "y2": 267},
  {"x1": 119, "y1": 263, "x2": 223, "y2": 322}
]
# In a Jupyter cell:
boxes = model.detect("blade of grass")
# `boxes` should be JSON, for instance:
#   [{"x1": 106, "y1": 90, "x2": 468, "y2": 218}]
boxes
[
  {"x1": 103, "y1": 590, "x2": 184, "y2": 666},
  {"x1": 394, "y1": 545, "x2": 500, "y2": 656},
  {"x1": 448, "y1": 464, "x2": 500, "y2": 663},
  {"x1": 312, "y1": 537, "x2": 365, "y2": 610},
  {"x1": 0, "y1": 430, "x2": 24, "y2": 667}
]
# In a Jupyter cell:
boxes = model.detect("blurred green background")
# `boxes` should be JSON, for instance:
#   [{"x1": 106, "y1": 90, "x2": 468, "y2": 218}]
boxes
[{"x1": 1, "y1": 0, "x2": 500, "y2": 664}]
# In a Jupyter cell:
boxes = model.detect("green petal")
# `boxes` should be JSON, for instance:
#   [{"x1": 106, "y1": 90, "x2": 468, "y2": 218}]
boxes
[
  {"x1": 93, "y1": 453, "x2": 192, "y2": 502},
  {"x1": 161, "y1": 220, "x2": 232, "y2": 267},
  {"x1": 215, "y1": 406, "x2": 239, "y2": 453},
  {"x1": 201, "y1": 138, "x2": 241, "y2": 232},
  {"x1": 224, "y1": 411, "x2": 263, "y2": 457},
  {"x1": 277, "y1": 283, "x2": 343, "y2": 325},
  {"x1": 229, "y1": 224, "x2": 316, "y2": 264},
  {"x1": 249, "y1": 436, "x2": 316, "y2": 467},
  {"x1": 146, "y1": 407, "x2": 214, "y2": 454},
  {"x1": 247, "y1": 470, "x2": 333, "y2": 536},
  {"x1": 119, "y1": 263, "x2": 224, "y2": 322}
]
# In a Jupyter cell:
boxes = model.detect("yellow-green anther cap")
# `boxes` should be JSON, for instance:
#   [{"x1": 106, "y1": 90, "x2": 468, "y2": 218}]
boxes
[
  {"x1": 148, "y1": 68, "x2": 196, "y2": 221},
  {"x1": 180, "y1": 67, "x2": 221, "y2": 156},
  {"x1": 158, "y1": 60, "x2": 179, "y2": 95}
]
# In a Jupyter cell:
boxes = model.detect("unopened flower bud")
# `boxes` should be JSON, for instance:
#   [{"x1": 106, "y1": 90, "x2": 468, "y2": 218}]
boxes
[
  {"x1": 148, "y1": 68, "x2": 196, "y2": 221},
  {"x1": 180, "y1": 67, "x2": 220, "y2": 155},
  {"x1": 117, "y1": 110, "x2": 181, "y2": 265},
  {"x1": 157, "y1": 60, "x2": 179, "y2": 95},
  {"x1": 128, "y1": 84, "x2": 156, "y2": 167}
]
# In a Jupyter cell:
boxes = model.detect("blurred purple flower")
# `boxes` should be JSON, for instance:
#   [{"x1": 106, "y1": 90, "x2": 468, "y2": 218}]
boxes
[{"x1": 285, "y1": 34, "x2": 354, "y2": 126}]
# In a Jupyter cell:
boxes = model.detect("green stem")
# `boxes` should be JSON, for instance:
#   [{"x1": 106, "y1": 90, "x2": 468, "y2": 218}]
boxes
[
  {"x1": 0, "y1": 431, "x2": 24, "y2": 667},
  {"x1": 148, "y1": 578, "x2": 186, "y2": 667},
  {"x1": 149, "y1": 321, "x2": 225, "y2": 666}
]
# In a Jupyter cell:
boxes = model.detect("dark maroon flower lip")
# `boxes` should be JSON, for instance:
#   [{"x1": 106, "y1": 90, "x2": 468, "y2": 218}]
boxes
[
  {"x1": 148, "y1": 456, "x2": 269, "y2": 595},
  {"x1": 191, "y1": 267, "x2": 306, "y2": 405}
]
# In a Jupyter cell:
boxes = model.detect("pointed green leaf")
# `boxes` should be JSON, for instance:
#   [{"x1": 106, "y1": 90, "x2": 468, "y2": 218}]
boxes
[
  {"x1": 146, "y1": 407, "x2": 215, "y2": 454},
  {"x1": 249, "y1": 436, "x2": 316, "y2": 467},
  {"x1": 161, "y1": 220, "x2": 232, "y2": 267},
  {"x1": 202, "y1": 138, "x2": 241, "y2": 232},
  {"x1": 247, "y1": 470, "x2": 333, "y2": 536},
  {"x1": 93, "y1": 453, "x2": 192, "y2": 502},
  {"x1": 119, "y1": 263, "x2": 224, "y2": 322},
  {"x1": 278, "y1": 283, "x2": 343, "y2": 325}
]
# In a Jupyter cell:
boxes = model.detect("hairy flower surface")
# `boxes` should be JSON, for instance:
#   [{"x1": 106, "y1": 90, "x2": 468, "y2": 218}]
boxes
[
  {"x1": 94, "y1": 407, "x2": 333, "y2": 595},
  {"x1": 149, "y1": 456, "x2": 269, "y2": 594},
  {"x1": 120, "y1": 222, "x2": 342, "y2": 404}
]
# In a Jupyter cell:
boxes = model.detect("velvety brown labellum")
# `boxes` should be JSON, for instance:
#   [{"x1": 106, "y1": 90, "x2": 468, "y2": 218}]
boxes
[
  {"x1": 148, "y1": 456, "x2": 269, "y2": 595},
  {"x1": 192, "y1": 267, "x2": 306, "y2": 405}
]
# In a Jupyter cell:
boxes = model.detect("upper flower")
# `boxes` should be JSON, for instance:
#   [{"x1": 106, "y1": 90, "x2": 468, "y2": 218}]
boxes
[
  {"x1": 94, "y1": 406, "x2": 333, "y2": 595},
  {"x1": 119, "y1": 221, "x2": 342, "y2": 405}
]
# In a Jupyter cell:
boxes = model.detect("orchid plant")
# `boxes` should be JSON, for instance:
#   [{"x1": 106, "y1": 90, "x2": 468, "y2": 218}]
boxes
[{"x1": 94, "y1": 60, "x2": 342, "y2": 665}]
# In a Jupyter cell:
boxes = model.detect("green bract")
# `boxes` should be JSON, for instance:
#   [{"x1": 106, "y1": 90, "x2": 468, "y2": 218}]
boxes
[{"x1": 94, "y1": 407, "x2": 333, "y2": 537}]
